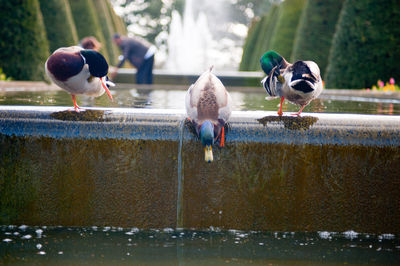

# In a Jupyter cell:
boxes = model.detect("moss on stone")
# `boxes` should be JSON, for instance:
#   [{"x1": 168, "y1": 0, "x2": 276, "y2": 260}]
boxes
[
  {"x1": 39, "y1": 0, "x2": 79, "y2": 53},
  {"x1": 257, "y1": 115, "x2": 319, "y2": 130},
  {"x1": 50, "y1": 109, "x2": 110, "y2": 122},
  {"x1": 0, "y1": 0, "x2": 50, "y2": 81}
]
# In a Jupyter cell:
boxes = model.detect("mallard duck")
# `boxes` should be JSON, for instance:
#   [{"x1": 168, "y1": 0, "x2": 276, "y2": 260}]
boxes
[
  {"x1": 185, "y1": 66, "x2": 232, "y2": 163},
  {"x1": 45, "y1": 46, "x2": 114, "y2": 112},
  {"x1": 260, "y1": 51, "x2": 323, "y2": 116}
]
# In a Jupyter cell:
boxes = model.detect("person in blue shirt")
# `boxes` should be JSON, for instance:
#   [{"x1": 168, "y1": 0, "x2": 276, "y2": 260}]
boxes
[{"x1": 110, "y1": 34, "x2": 156, "y2": 84}]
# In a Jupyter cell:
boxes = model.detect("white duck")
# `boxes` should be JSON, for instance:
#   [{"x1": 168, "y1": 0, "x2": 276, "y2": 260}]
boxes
[
  {"x1": 45, "y1": 46, "x2": 114, "y2": 112},
  {"x1": 260, "y1": 51, "x2": 323, "y2": 116},
  {"x1": 185, "y1": 67, "x2": 232, "y2": 163}
]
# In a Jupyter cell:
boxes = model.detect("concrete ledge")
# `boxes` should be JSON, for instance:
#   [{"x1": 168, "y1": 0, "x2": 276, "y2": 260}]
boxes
[
  {"x1": 1, "y1": 106, "x2": 400, "y2": 233},
  {"x1": 1, "y1": 106, "x2": 400, "y2": 146}
]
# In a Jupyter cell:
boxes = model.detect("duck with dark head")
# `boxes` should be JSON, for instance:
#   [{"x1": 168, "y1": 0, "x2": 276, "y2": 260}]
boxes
[
  {"x1": 45, "y1": 46, "x2": 114, "y2": 112},
  {"x1": 260, "y1": 51, "x2": 323, "y2": 116}
]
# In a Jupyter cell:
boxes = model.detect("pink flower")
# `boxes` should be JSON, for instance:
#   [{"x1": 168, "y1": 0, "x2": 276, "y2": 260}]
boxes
[
  {"x1": 389, "y1": 77, "x2": 395, "y2": 85},
  {"x1": 378, "y1": 80, "x2": 384, "y2": 88}
]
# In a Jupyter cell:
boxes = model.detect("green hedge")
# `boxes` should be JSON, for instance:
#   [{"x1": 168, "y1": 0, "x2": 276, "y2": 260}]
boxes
[
  {"x1": 92, "y1": 0, "x2": 120, "y2": 65},
  {"x1": 325, "y1": 0, "x2": 400, "y2": 89},
  {"x1": 291, "y1": 0, "x2": 344, "y2": 78},
  {"x1": 239, "y1": 17, "x2": 261, "y2": 71},
  {"x1": 39, "y1": 0, "x2": 78, "y2": 53},
  {"x1": 68, "y1": 0, "x2": 109, "y2": 61},
  {"x1": 105, "y1": 0, "x2": 127, "y2": 36},
  {"x1": 251, "y1": 4, "x2": 280, "y2": 71},
  {"x1": 0, "y1": 0, "x2": 49, "y2": 81},
  {"x1": 239, "y1": 5, "x2": 280, "y2": 71},
  {"x1": 269, "y1": 0, "x2": 306, "y2": 60}
]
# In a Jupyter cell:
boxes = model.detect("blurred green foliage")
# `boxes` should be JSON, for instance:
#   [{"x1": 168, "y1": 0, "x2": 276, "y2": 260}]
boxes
[
  {"x1": 240, "y1": 4, "x2": 279, "y2": 71},
  {"x1": 0, "y1": 0, "x2": 49, "y2": 81},
  {"x1": 92, "y1": 0, "x2": 120, "y2": 65},
  {"x1": 69, "y1": 0, "x2": 110, "y2": 61},
  {"x1": 269, "y1": 0, "x2": 306, "y2": 60},
  {"x1": 291, "y1": 0, "x2": 344, "y2": 78},
  {"x1": 39, "y1": 0, "x2": 78, "y2": 53},
  {"x1": 106, "y1": 0, "x2": 128, "y2": 36},
  {"x1": 239, "y1": 17, "x2": 262, "y2": 71},
  {"x1": 325, "y1": 0, "x2": 400, "y2": 89}
]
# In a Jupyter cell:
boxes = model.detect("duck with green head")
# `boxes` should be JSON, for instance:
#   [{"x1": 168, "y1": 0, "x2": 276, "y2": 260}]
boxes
[
  {"x1": 185, "y1": 66, "x2": 232, "y2": 163},
  {"x1": 260, "y1": 51, "x2": 323, "y2": 116}
]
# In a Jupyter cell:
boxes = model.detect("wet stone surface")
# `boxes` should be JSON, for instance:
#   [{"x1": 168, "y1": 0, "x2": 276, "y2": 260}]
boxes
[
  {"x1": 0, "y1": 107, "x2": 400, "y2": 233},
  {"x1": 257, "y1": 115, "x2": 319, "y2": 130},
  {"x1": 50, "y1": 110, "x2": 112, "y2": 122}
]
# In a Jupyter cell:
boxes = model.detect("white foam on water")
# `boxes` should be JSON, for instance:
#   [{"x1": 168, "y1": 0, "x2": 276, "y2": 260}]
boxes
[
  {"x1": 343, "y1": 230, "x2": 359, "y2": 239},
  {"x1": 35, "y1": 229, "x2": 43, "y2": 238},
  {"x1": 379, "y1": 234, "x2": 395, "y2": 240},
  {"x1": 130, "y1": 227, "x2": 140, "y2": 233},
  {"x1": 3, "y1": 238, "x2": 12, "y2": 242},
  {"x1": 318, "y1": 231, "x2": 331, "y2": 239},
  {"x1": 18, "y1": 225, "x2": 28, "y2": 230},
  {"x1": 21, "y1": 234, "x2": 32, "y2": 240},
  {"x1": 163, "y1": 228, "x2": 174, "y2": 233}
]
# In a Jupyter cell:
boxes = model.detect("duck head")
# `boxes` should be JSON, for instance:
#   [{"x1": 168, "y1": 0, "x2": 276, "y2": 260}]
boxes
[
  {"x1": 287, "y1": 61, "x2": 321, "y2": 93},
  {"x1": 260, "y1": 51, "x2": 289, "y2": 76},
  {"x1": 199, "y1": 120, "x2": 214, "y2": 163},
  {"x1": 80, "y1": 49, "x2": 113, "y2": 100}
]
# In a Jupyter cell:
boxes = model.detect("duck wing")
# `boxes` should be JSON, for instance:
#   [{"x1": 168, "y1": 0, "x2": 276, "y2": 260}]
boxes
[{"x1": 46, "y1": 46, "x2": 84, "y2": 82}]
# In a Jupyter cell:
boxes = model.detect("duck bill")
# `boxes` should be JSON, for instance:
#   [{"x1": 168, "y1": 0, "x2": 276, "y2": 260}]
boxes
[
  {"x1": 204, "y1": 145, "x2": 213, "y2": 163},
  {"x1": 101, "y1": 77, "x2": 113, "y2": 101}
]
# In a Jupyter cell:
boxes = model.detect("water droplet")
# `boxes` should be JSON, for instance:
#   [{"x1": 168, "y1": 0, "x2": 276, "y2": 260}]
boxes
[
  {"x1": 21, "y1": 234, "x2": 32, "y2": 240},
  {"x1": 163, "y1": 228, "x2": 174, "y2": 233},
  {"x1": 18, "y1": 225, "x2": 28, "y2": 230}
]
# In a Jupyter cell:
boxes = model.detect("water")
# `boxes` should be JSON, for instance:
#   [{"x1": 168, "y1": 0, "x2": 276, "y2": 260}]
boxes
[
  {"x1": 1, "y1": 87, "x2": 400, "y2": 115},
  {"x1": 166, "y1": 0, "x2": 214, "y2": 72},
  {"x1": 177, "y1": 119, "x2": 186, "y2": 228},
  {"x1": 165, "y1": 0, "x2": 243, "y2": 71},
  {"x1": 1, "y1": 226, "x2": 399, "y2": 265}
]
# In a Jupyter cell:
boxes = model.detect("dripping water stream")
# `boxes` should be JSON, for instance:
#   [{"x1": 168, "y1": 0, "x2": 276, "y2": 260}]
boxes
[{"x1": 176, "y1": 118, "x2": 186, "y2": 228}]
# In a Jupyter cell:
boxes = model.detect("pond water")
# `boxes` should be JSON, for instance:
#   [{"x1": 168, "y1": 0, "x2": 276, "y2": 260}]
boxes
[
  {"x1": 1, "y1": 226, "x2": 399, "y2": 265},
  {"x1": 1, "y1": 86, "x2": 400, "y2": 265},
  {"x1": 1, "y1": 86, "x2": 400, "y2": 115}
]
